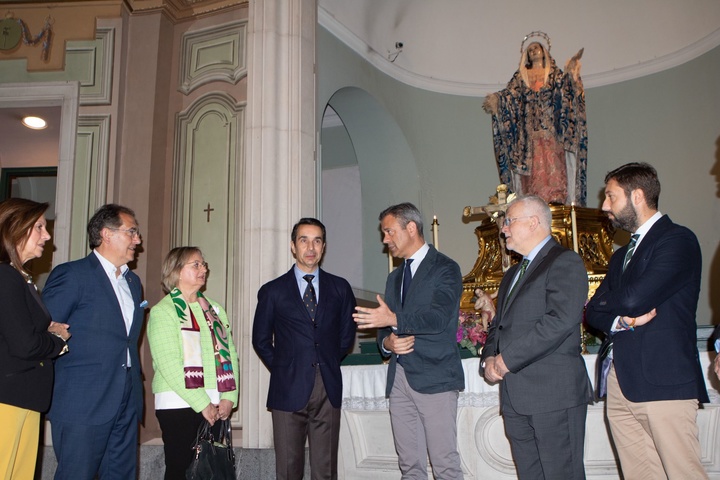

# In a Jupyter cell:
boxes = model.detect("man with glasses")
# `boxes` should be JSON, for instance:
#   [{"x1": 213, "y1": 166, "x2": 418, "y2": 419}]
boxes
[
  {"x1": 43, "y1": 204, "x2": 145, "y2": 480},
  {"x1": 481, "y1": 195, "x2": 593, "y2": 480}
]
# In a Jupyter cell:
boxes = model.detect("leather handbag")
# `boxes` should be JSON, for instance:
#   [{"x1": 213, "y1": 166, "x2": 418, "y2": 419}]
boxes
[{"x1": 186, "y1": 419, "x2": 236, "y2": 480}]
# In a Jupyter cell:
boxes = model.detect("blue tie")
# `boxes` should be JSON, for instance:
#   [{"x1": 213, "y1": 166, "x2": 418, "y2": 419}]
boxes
[
  {"x1": 303, "y1": 274, "x2": 317, "y2": 320},
  {"x1": 401, "y1": 259, "x2": 413, "y2": 306}
]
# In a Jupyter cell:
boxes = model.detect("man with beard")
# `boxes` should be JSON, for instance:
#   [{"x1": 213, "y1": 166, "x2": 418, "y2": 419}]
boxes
[{"x1": 586, "y1": 163, "x2": 709, "y2": 480}]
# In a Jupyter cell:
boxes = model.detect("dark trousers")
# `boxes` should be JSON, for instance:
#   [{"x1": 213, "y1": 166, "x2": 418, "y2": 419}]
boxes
[
  {"x1": 156, "y1": 407, "x2": 222, "y2": 480},
  {"x1": 502, "y1": 387, "x2": 588, "y2": 480},
  {"x1": 271, "y1": 368, "x2": 341, "y2": 480},
  {"x1": 52, "y1": 369, "x2": 139, "y2": 480}
]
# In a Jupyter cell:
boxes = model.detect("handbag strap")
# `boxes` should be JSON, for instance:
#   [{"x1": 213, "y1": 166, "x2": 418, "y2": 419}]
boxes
[{"x1": 217, "y1": 419, "x2": 233, "y2": 449}]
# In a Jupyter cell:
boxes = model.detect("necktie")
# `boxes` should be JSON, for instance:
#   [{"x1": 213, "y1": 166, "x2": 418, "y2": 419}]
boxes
[
  {"x1": 504, "y1": 258, "x2": 530, "y2": 307},
  {"x1": 599, "y1": 234, "x2": 641, "y2": 398},
  {"x1": 401, "y1": 259, "x2": 414, "y2": 306},
  {"x1": 303, "y1": 274, "x2": 317, "y2": 320},
  {"x1": 623, "y1": 234, "x2": 640, "y2": 271}
]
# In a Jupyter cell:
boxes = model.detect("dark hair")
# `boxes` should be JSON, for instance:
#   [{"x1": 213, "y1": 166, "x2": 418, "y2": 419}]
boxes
[
  {"x1": 604, "y1": 162, "x2": 660, "y2": 210},
  {"x1": 291, "y1": 218, "x2": 326, "y2": 243},
  {"x1": 525, "y1": 42, "x2": 547, "y2": 69},
  {"x1": 0, "y1": 198, "x2": 49, "y2": 272},
  {"x1": 378, "y1": 202, "x2": 425, "y2": 238},
  {"x1": 87, "y1": 204, "x2": 136, "y2": 249},
  {"x1": 160, "y1": 246, "x2": 203, "y2": 293}
]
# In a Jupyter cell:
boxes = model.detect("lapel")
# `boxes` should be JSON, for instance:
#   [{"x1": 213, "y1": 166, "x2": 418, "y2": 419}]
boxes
[
  {"x1": 400, "y1": 245, "x2": 437, "y2": 310},
  {"x1": 89, "y1": 253, "x2": 138, "y2": 336},
  {"x1": 89, "y1": 253, "x2": 125, "y2": 322},
  {"x1": 316, "y1": 269, "x2": 330, "y2": 322},
  {"x1": 287, "y1": 267, "x2": 315, "y2": 323},
  {"x1": 502, "y1": 240, "x2": 555, "y2": 312},
  {"x1": 621, "y1": 215, "x2": 669, "y2": 279}
]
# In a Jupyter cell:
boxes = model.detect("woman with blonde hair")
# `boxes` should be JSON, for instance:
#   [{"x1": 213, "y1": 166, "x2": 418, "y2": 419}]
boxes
[
  {"x1": 148, "y1": 246, "x2": 239, "y2": 479},
  {"x1": 0, "y1": 198, "x2": 70, "y2": 479}
]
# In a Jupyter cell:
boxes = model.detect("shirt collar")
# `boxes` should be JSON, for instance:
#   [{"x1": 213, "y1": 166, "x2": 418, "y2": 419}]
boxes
[
  {"x1": 94, "y1": 250, "x2": 129, "y2": 278},
  {"x1": 633, "y1": 211, "x2": 663, "y2": 247},
  {"x1": 526, "y1": 235, "x2": 552, "y2": 263}
]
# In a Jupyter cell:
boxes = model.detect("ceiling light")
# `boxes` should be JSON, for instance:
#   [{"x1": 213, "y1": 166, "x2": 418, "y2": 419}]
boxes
[{"x1": 22, "y1": 116, "x2": 47, "y2": 129}]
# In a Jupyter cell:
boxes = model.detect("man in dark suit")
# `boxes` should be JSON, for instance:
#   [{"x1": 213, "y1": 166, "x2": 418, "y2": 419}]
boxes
[
  {"x1": 354, "y1": 202, "x2": 464, "y2": 480},
  {"x1": 586, "y1": 162, "x2": 709, "y2": 479},
  {"x1": 43, "y1": 204, "x2": 145, "y2": 480},
  {"x1": 252, "y1": 217, "x2": 356, "y2": 480},
  {"x1": 481, "y1": 195, "x2": 592, "y2": 480}
]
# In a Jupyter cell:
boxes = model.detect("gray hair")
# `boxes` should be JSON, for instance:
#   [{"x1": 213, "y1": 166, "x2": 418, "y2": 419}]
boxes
[
  {"x1": 379, "y1": 202, "x2": 424, "y2": 238},
  {"x1": 510, "y1": 195, "x2": 551, "y2": 232}
]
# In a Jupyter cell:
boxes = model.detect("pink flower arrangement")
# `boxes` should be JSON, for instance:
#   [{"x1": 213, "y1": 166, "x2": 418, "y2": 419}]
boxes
[
  {"x1": 457, "y1": 289, "x2": 497, "y2": 356},
  {"x1": 457, "y1": 310, "x2": 488, "y2": 356}
]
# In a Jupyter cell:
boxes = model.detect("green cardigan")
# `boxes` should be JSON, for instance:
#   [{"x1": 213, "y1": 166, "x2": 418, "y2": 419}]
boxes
[{"x1": 148, "y1": 293, "x2": 239, "y2": 412}]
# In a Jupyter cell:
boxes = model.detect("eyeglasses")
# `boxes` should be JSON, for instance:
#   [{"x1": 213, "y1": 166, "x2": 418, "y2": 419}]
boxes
[
  {"x1": 185, "y1": 261, "x2": 209, "y2": 270},
  {"x1": 503, "y1": 216, "x2": 534, "y2": 227},
  {"x1": 108, "y1": 227, "x2": 140, "y2": 238}
]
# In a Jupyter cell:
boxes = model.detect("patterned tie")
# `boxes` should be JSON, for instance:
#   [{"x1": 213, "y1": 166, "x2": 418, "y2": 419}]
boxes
[
  {"x1": 598, "y1": 234, "x2": 641, "y2": 398},
  {"x1": 504, "y1": 258, "x2": 530, "y2": 307},
  {"x1": 303, "y1": 274, "x2": 317, "y2": 320},
  {"x1": 623, "y1": 234, "x2": 640, "y2": 271},
  {"x1": 401, "y1": 259, "x2": 414, "y2": 306}
]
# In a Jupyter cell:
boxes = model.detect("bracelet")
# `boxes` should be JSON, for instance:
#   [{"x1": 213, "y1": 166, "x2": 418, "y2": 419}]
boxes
[{"x1": 626, "y1": 317, "x2": 636, "y2": 330}]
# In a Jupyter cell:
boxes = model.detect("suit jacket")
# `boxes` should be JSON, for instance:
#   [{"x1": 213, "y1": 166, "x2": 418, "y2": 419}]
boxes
[
  {"x1": 586, "y1": 215, "x2": 709, "y2": 403},
  {"x1": 378, "y1": 245, "x2": 465, "y2": 397},
  {"x1": 0, "y1": 263, "x2": 66, "y2": 412},
  {"x1": 481, "y1": 240, "x2": 593, "y2": 415},
  {"x1": 43, "y1": 252, "x2": 146, "y2": 424},
  {"x1": 252, "y1": 267, "x2": 356, "y2": 412}
]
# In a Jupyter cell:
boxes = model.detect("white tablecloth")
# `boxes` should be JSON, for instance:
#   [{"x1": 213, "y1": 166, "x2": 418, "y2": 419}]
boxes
[{"x1": 341, "y1": 354, "x2": 719, "y2": 410}]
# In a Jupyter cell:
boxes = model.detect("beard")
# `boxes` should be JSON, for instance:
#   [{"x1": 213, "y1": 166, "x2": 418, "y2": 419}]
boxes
[{"x1": 609, "y1": 202, "x2": 638, "y2": 232}]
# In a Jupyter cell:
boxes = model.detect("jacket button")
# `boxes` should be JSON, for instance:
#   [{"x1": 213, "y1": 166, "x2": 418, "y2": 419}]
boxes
[{"x1": 498, "y1": 326, "x2": 504, "y2": 330}]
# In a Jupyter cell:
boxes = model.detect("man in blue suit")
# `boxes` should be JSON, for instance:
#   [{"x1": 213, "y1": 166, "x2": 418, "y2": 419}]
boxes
[
  {"x1": 355, "y1": 203, "x2": 464, "y2": 479},
  {"x1": 43, "y1": 204, "x2": 144, "y2": 480},
  {"x1": 252, "y1": 218, "x2": 356, "y2": 480},
  {"x1": 586, "y1": 163, "x2": 709, "y2": 480}
]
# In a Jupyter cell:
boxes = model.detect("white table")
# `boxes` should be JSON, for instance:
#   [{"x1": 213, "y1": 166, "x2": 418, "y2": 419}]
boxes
[{"x1": 339, "y1": 354, "x2": 720, "y2": 479}]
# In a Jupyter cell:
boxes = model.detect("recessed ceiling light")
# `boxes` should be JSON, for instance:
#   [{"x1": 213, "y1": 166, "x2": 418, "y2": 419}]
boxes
[{"x1": 22, "y1": 116, "x2": 47, "y2": 129}]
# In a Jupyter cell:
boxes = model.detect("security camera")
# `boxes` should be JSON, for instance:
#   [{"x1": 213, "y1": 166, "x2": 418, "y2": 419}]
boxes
[{"x1": 395, "y1": 42, "x2": 404, "y2": 49}]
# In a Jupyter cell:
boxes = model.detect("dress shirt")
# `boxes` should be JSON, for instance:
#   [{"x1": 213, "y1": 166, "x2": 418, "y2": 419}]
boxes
[
  {"x1": 294, "y1": 265, "x2": 320, "y2": 303},
  {"x1": 94, "y1": 250, "x2": 134, "y2": 366}
]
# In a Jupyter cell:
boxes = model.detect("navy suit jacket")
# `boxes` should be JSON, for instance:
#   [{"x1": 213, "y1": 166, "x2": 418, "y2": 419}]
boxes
[
  {"x1": 378, "y1": 245, "x2": 465, "y2": 397},
  {"x1": 586, "y1": 215, "x2": 709, "y2": 403},
  {"x1": 481, "y1": 240, "x2": 593, "y2": 415},
  {"x1": 252, "y1": 267, "x2": 356, "y2": 412},
  {"x1": 43, "y1": 253, "x2": 145, "y2": 424}
]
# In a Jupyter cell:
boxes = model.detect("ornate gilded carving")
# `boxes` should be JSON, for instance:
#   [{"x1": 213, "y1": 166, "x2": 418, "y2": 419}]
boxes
[{"x1": 460, "y1": 203, "x2": 615, "y2": 310}]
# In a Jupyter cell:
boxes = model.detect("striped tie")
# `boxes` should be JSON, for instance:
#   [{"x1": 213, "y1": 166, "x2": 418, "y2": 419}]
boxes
[
  {"x1": 504, "y1": 258, "x2": 530, "y2": 307},
  {"x1": 623, "y1": 234, "x2": 640, "y2": 272}
]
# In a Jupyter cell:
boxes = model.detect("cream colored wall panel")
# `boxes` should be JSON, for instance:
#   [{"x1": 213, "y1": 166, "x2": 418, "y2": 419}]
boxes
[
  {"x1": 70, "y1": 114, "x2": 110, "y2": 260},
  {"x1": 172, "y1": 92, "x2": 244, "y2": 320},
  {"x1": 65, "y1": 27, "x2": 114, "y2": 106},
  {"x1": 178, "y1": 20, "x2": 247, "y2": 95}
]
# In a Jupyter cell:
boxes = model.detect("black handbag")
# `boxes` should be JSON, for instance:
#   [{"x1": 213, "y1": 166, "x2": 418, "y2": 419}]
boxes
[{"x1": 186, "y1": 419, "x2": 236, "y2": 480}]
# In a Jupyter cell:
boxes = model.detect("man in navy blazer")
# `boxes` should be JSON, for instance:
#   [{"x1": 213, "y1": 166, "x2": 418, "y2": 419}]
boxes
[
  {"x1": 481, "y1": 195, "x2": 592, "y2": 480},
  {"x1": 43, "y1": 204, "x2": 144, "y2": 480},
  {"x1": 252, "y1": 218, "x2": 356, "y2": 480},
  {"x1": 586, "y1": 163, "x2": 709, "y2": 480},
  {"x1": 355, "y1": 203, "x2": 464, "y2": 479}
]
